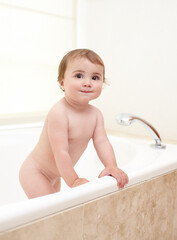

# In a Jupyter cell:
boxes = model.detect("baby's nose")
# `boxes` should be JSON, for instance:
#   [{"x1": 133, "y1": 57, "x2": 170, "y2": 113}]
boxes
[{"x1": 83, "y1": 79, "x2": 92, "y2": 87}]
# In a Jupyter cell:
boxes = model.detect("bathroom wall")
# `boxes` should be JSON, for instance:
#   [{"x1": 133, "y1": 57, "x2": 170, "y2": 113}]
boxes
[
  {"x1": 1, "y1": 170, "x2": 177, "y2": 239},
  {"x1": 0, "y1": 0, "x2": 76, "y2": 123},
  {"x1": 1, "y1": 0, "x2": 177, "y2": 142},
  {"x1": 77, "y1": 0, "x2": 177, "y2": 142}
]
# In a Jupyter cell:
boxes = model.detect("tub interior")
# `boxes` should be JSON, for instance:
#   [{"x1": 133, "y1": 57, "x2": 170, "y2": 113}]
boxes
[{"x1": 0, "y1": 127, "x2": 175, "y2": 206}]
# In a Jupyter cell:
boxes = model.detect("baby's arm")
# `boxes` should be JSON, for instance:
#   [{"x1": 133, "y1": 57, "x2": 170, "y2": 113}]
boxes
[
  {"x1": 93, "y1": 109, "x2": 129, "y2": 188},
  {"x1": 48, "y1": 107, "x2": 88, "y2": 188}
]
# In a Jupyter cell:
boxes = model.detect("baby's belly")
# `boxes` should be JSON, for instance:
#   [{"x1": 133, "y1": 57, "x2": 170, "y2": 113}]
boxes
[
  {"x1": 68, "y1": 141, "x2": 89, "y2": 165},
  {"x1": 30, "y1": 140, "x2": 89, "y2": 179}
]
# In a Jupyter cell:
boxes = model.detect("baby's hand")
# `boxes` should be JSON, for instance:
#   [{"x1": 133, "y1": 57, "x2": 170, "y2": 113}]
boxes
[
  {"x1": 71, "y1": 178, "x2": 89, "y2": 188},
  {"x1": 98, "y1": 167, "x2": 129, "y2": 189}
]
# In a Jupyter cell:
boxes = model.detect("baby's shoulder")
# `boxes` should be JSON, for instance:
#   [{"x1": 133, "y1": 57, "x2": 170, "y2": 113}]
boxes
[
  {"x1": 47, "y1": 100, "x2": 67, "y2": 121},
  {"x1": 89, "y1": 105, "x2": 103, "y2": 119},
  {"x1": 89, "y1": 104, "x2": 102, "y2": 114}
]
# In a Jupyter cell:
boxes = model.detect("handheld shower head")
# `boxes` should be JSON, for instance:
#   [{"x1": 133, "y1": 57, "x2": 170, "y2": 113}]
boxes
[
  {"x1": 116, "y1": 113, "x2": 134, "y2": 126},
  {"x1": 116, "y1": 113, "x2": 166, "y2": 149}
]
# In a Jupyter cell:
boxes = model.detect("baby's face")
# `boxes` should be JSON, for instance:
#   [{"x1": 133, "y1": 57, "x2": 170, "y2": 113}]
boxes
[{"x1": 60, "y1": 58, "x2": 104, "y2": 105}]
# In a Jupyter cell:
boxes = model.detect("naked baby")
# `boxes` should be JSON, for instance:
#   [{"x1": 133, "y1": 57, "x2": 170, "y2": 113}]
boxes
[{"x1": 19, "y1": 49, "x2": 129, "y2": 199}]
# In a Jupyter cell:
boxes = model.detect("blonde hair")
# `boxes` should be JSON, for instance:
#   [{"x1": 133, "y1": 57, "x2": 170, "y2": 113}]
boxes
[{"x1": 57, "y1": 49, "x2": 105, "y2": 85}]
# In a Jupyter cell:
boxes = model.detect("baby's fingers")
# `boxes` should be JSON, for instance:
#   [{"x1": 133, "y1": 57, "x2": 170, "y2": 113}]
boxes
[
  {"x1": 116, "y1": 172, "x2": 129, "y2": 189},
  {"x1": 123, "y1": 172, "x2": 129, "y2": 185},
  {"x1": 71, "y1": 178, "x2": 89, "y2": 188}
]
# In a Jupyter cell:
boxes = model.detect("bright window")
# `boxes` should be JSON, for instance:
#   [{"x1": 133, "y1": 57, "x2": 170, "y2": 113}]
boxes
[{"x1": 0, "y1": 0, "x2": 76, "y2": 123}]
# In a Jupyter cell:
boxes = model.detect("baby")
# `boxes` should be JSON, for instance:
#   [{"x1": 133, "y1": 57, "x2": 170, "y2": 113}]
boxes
[{"x1": 19, "y1": 49, "x2": 129, "y2": 199}]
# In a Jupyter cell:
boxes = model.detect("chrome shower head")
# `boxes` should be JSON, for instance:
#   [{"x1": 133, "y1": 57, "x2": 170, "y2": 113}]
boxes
[
  {"x1": 115, "y1": 113, "x2": 166, "y2": 149},
  {"x1": 115, "y1": 113, "x2": 134, "y2": 126}
]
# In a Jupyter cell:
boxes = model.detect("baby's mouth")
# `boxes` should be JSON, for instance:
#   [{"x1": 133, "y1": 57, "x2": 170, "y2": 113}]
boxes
[{"x1": 80, "y1": 90, "x2": 92, "y2": 93}]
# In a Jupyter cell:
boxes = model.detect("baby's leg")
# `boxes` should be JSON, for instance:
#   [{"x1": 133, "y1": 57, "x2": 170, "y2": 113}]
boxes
[
  {"x1": 53, "y1": 178, "x2": 61, "y2": 192},
  {"x1": 19, "y1": 158, "x2": 57, "y2": 199}
]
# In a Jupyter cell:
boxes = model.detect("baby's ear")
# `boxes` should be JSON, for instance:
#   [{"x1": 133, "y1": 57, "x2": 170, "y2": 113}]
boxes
[{"x1": 59, "y1": 80, "x2": 65, "y2": 91}]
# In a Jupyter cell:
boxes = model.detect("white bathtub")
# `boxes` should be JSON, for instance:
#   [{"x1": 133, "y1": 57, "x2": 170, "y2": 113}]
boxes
[{"x1": 0, "y1": 125, "x2": 177, "y2": 233}]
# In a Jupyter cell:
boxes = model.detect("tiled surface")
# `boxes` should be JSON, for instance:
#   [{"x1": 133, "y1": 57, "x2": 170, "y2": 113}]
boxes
[
  {"x1": 0, "y1": 206, "x2": 83, "y2": 240},
  {"x1": 173, "y1": 190, "x2": 177, "y2": 240},
  {"x1": 1, "y1": 170, "x2": 177, "y2": 240},
  {"x1": 83, "y1": 170, "x2": 177, "y2": 240}
]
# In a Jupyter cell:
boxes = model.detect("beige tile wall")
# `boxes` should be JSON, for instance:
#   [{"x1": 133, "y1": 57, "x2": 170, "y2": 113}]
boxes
[
  {"x1": 173, "y1": 191, "x2": 177, "y2": 239},
  {"x1": 1, "y1": 170, "x2": 177, "y2": 240}
]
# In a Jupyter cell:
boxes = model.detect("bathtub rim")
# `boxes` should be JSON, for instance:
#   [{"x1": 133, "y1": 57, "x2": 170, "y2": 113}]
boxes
[
  {"x1": 0, "y1": 125, "x2": 177, "y2": 233},
  {"x1": 1, "y1": 160, "x2": 177, "y2": 233}
]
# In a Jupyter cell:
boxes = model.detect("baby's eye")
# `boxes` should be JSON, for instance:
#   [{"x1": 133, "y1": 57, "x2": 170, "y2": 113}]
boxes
[
  {"x1": 75, "y1": 73, "x2": 83, "y2": 78},
  {"x1": 92, "y1": 75, "x2": 99, "y2": 80}
]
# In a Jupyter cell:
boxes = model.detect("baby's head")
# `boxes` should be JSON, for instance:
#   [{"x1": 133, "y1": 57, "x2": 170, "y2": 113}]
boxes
[{"x1": 57, "y1": 49, "x2": 105, "y2": 88}]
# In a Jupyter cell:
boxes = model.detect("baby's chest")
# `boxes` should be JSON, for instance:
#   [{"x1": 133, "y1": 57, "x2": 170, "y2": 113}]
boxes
[{"x1": 68, "y1": 115, "x2": 96, "y2": 141}]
